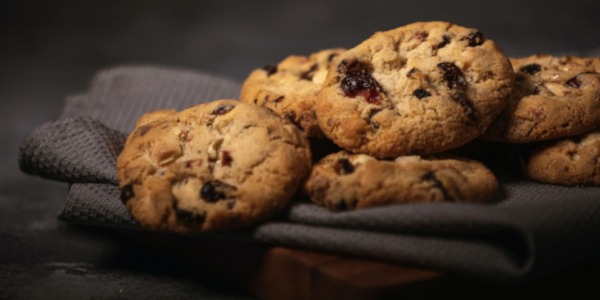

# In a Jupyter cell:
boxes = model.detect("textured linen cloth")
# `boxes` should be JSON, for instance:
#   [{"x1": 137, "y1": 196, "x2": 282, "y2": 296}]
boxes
[{"x1": 19, "y1": 66, "x2": 600, "y2": 282}]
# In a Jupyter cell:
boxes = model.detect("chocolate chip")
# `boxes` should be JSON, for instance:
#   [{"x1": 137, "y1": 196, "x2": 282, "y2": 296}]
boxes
[
  {"x1": 120, "y1": 184, "x2": 134, "y2": 204},
  {"x1": 438, "y1": 62, "x2": 466, "y2": 89},
  {"x1": 300, "y1": 64, "x2": 318, "y2": 81},
  {"x1": 175, "y1": 209, "x2": 206, "y2": 226},
  {"x1": 221, "y1": 151, "x2": 233, "y2": 167},
  {"x1": 200, "y1": 180, "x2": 235, "y2": 202},
  {"x1": 212, "y1": 104, "x2": 235, "y2": 115},
  {"x1": 262, "y1": 64, "x2": 277, "y2": 76},
  {"x1": 451, "y1": 93, "x2": 479, "y2": 123},
  {"x1": 519, "y1": 63, "x2": 542, "y2": 75},
  {"x1": 465, "y1": 31, "x2": 485, "y2": 47},
  {"x1": 336, "y1": 158, "x2": 355, "y2": 175},
  {"x1": 338, "y1": 60, "x2": 382, "y2": 104},
  {"x1": 413, "y1": 89, "x2": 432, "y2": 99},
  {"x1": 436, "y1": 35, "x2": 451, "y2": 49},
  {"x1": 422, "y1": 171, "x2": 454, "y2": 201}
]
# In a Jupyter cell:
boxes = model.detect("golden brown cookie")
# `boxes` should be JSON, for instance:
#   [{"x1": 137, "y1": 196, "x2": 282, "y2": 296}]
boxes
[
  {"x1": 117, "y1": 100, "x2": 312, "y2": 232},
  {"x1": 317, "y1": 21, "x2": 514, "y2": 158},
  {"x1": 304, "y1": 151, "x2": 499, "y2": 211},
  {"x1": 524, "y1": 131, "x2": 600, "y2": 186},
  {"x1": 240, "y1": 48, "x2": 345, "y2": 138},
  {"x1": 483, "y1": 55, "x2": 600, "y2": 142}
]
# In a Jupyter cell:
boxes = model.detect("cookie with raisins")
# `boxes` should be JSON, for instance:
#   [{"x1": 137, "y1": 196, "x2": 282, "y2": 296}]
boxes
[
  {"x1": 483, "y1": 55, "x2": 600, "y2": 142},
  {"x1": 304, "y1": 151, "x2": 498, "y2": 211},
  {"x1": 117, "y1": 100, "x2": 312, "y2": 232},
  {"x1": 240, "y1": 48, "x2": 345, "y2": 138},
  {"x1": 317, "y1": 21, "x2": 514, "y2": 158},
  {"x1": 523, "y1": 131, "x2": 600, "y2": 186}
]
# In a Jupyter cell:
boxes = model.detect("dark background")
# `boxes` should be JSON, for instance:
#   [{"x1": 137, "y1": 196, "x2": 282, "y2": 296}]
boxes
[{"x1": 1, "y1": 0, "x2": 599, "y2": 298}]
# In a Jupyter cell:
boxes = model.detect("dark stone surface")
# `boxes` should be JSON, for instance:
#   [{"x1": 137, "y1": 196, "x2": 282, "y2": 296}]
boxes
[{"x1": 2, "y1": 0, "x2": 600, "y2": 298}]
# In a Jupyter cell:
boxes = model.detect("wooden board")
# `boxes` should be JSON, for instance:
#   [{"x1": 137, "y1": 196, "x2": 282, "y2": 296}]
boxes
[{"x1": 114, "y1": 229, "x2": 443, "y2": 300}]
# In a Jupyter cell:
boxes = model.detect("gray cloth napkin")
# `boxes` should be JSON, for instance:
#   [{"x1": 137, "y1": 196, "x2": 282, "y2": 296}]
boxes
[{"x1": 19, "y1": 66, "x2": 600, "y2": 283}]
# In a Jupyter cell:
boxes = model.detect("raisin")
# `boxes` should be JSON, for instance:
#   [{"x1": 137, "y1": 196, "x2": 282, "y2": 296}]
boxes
[
  {"x1": 212, "y1": 104, "x2": 235, "y2": 115},
  {"x1": 465, "y1": 31, "x2": 485, "y2": 47},
  {"x1": 519, "y1": 63, "x2": 542, "y2": 75},
  {"x1": 201, "y1": 181, "x2": 225, "y2": 202},
  {"x1": 262, "y1": 64, "x2": 277, "y2": 76},
  {"x1": 327, "y1": 53, "x2": 338, "y2": 62},
  {"x1": 422, "y1": 171, "x2": 454, "y2": 201},
  {"x1": 566, "y1": 77, "x2": 581, "y2": 88},
  {"x1": 451, "y1": 93, "x2": 479, "y2": 123},
  {"x1": 406, "y1": 68, "x2": 418, "y2": 77},
  {"x1": 413, "y1": 89, "x2": 432, "y2": 99},
  {"x1": 120, "y1": 184, "x2": 135, "y2": 204},
  {"x1": 336, "y1": 158, "x2": 355, "y2": 175},
  {"x1": 338, "y1": 60, "x2": 382, "y2": 104},
  {"x1": 438, "y1": 62, "x2": 466, "y2": 89},
  {"x1": 221, "y1": 151, "x2": 233, "y2": 166},
  {"x1": 300, "y1": 64, "x2": 318, "y2": 81},
  {"x1": 436, "y1": 35, "x2": 451, "y2": 49},
  {"x1": 176, "y1": 209, "x2": 206, "y2": 225}
]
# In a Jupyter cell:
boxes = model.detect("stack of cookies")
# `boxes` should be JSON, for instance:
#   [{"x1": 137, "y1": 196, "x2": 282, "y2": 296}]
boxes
[{"x1": 117, "y1": 21, "x2": 600, "y2": 233}]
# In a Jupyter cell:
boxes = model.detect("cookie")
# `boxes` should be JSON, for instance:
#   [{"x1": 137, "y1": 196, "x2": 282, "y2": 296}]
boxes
[
  {"x1": 304, "y1": 151, "x2": 499, "y2": 211},
  {"x1": 117, "y1": 100, "x2": 312, "y2": 232},
  {"x1": 483, "y1": 55, "x2": 600, "y2": 142},
  {"x1": 240, "y1": 48, "x2": 345, "y2": 138},
  {"x1": 316, "y1": 21, "x2": 514, "y2": 158},
  {"x1": 524, "y1": 131, "x2": 600, "y2": 186}
]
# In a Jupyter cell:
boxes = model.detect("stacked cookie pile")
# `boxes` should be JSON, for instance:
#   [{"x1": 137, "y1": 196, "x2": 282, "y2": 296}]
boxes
[{"x1": 117, "y1": 21, "x2": 600, "y2": 233}]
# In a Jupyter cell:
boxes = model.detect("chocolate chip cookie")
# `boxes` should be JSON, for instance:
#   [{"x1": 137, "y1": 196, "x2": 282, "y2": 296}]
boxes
[
  {"x1": 117, "y1": 100, "x2": 312, "y2": 232},
  {"x1": 524, "y1": 131, "x2": 600, "y2": 186},
  {"x1": 240, "y1": 48, "x2": 345, "y2": 138},
  {"x1": 304, "y1": 151, "x2": 499, "y2": 211},
  {"x1": 316, "y1": 21, "x2": 514, "y2": 158},
  {"x1": 483, "y1": 55, "x2": 600, "y2": 142}
]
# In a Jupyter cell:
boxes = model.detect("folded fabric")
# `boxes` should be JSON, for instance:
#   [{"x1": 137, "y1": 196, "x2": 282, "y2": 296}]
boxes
[{"x1": 19, "y1": 66, "x2": 600, "y2": 282}]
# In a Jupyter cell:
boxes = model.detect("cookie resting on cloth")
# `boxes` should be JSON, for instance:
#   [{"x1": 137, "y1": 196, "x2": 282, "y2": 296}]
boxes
[
  {"x1": 524, "y1": 131, "x2": 600, "y2": 186},
  {"x1": 483, "y1": 55, "x2": 600, "y2": 143},
  {"x1": 304, "y1": 151, "x2": 498, "y2": 211},
  {"x1": 240, "y1": 48, "x2": 345, "y2": 138},
  {"x1": 317, "y1": 21, "x2": 514, "y2": 158},
  {"x1": 117, "y1": 100, "x2": 312, "y2": 232}
]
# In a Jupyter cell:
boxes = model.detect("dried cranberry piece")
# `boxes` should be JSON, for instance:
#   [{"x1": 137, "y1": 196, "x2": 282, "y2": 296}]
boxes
[
  {"x1": 413, "y1": 89, "x2": 432, "y2": 99},
  {"x1": 221, "y1": 151, "x2": 233, "y2": 166},
  {"x1": 338, "y1": 60, "x2": 382, "y2": 104},
  {"x1": 465, "y1": 31, "x2": 485, "y2": 47},
  {"x1": 262, "y1": 64, "x2": 277, "y2": 76},
  {"x1": 120, "y1": 184, "x2": 135, "y2": 204},
  {"x1": 212, "y1": 104, "x2": 235, "y2": 115},
  {"x1": 519, "y1": 63, "x2": 542, "y2": 75},
  {"x1": 200, "y1": 180, "x2": 233, "y2": 202},
  {"x1": 300, "y1": 64, "x2": 318, "y2": 81},
  {"x1": 437, "y1": 62, "x2": 466, "y2": 89},
  {"x1": 336, "y1": 158, "x2": 355, "y2": 175},
  {"x1": 175, "y1": 209, "x2": 206, "y2": 225},
  {"x1": 422, "y1": 171, "x2": 454, "y2": 201}
]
